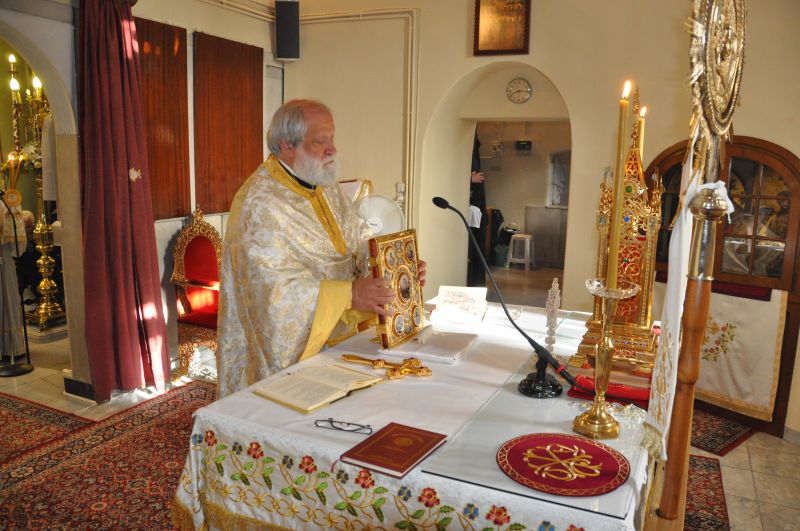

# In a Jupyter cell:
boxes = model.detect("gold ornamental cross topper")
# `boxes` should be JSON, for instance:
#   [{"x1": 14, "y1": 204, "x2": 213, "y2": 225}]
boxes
[{"x1": 340, "y1": 354, "x2": 432, "y2": 379}]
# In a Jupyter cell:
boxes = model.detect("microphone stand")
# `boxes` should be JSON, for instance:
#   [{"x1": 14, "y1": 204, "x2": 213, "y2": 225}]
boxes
[
  {"x1": 0, "y1": 190, "x2": 33, "y2": 377},
  {"x1": 433, "y1": 196, "x2": 582, "y2": 398}
]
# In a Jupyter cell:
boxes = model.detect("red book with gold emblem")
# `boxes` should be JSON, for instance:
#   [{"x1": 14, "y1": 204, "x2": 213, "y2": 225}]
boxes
[{"x1": 340, "y1": 422, "x2": 446, "y2": 478}]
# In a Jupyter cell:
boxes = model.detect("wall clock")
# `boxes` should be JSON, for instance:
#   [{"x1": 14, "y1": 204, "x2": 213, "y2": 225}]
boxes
[{"x1": 506, "y1": 77, "x2": 532, "y2": 104}]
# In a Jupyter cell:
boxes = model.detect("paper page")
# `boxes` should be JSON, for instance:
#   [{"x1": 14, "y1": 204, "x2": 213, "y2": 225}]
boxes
[
  {"x1": 254, "y1": 373, "x2": 344, "y2": 412},
  {"x1": 432, "y1": 286, "x2": 488, "y2": 324},
  {"x1": 296, "y1": 364, "x2": 381, "y2": 390}
]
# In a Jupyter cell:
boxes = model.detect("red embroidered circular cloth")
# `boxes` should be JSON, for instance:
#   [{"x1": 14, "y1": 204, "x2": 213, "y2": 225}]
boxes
[{"x1": 496, "y1": 433, "x2": 630, "y2": 496}]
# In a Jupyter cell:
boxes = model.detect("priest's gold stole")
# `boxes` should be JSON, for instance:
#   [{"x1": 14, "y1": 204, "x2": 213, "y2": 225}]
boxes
[{"x1": 368, "y1": 229, "x2": 424, "y2": 349}]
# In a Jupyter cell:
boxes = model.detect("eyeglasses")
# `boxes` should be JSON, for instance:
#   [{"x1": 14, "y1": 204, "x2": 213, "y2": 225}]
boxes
[{"x1": 314, "y1": 418, "x2": 373, "y2": 435}]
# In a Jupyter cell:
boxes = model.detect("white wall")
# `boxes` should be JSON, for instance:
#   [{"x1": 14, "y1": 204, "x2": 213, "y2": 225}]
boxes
[
  {"x1": 8, "y1": 0, "x2": 800, "y2": 431},
  {"x1": 285, "y1": 16, "x2": 407, "y2": 200},
  {"x1": 288, "y1": 0, "x2": 800, "y2": 431},
  {"x1": 478, "y1": 120, "x2": 571, "y2": 229}
]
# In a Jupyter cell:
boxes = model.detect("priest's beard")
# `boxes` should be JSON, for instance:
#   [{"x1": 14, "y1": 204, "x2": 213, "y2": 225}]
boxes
[{"x1": 294, "y1": 146, "x2": 337, "y2": 187}]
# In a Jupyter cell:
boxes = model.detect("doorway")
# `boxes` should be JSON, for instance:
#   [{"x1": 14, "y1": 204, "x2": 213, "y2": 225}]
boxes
[{"x1": 474, "y1": 120, "x2": 570, "y2": 307}]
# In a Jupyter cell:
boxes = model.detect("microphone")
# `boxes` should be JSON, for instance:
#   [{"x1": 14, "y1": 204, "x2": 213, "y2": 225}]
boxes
[{"x1": 432, "y1": 195, "x2": 581, "y2": 398}]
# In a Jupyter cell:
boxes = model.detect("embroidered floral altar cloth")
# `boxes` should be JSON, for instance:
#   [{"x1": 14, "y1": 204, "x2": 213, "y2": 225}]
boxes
[{"x1": 173, "y1": 306, "x2": 647, "y2": 530}]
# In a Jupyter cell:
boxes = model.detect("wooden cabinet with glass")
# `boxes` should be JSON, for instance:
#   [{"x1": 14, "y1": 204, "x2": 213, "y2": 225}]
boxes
[{"x1": 645, "y1": 136, "x2": 800, "y2": 436}]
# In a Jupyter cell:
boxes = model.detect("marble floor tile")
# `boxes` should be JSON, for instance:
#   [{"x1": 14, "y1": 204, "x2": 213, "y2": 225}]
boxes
[
  {"x1": 721, "y1": 465, "x2": 757, "y2": 500},
  {"x1": 76, "y1": 386, "x2": 176, "y2": 421},
  {"x1": 1, "y1": 378, "x2": 88, "y2": 414},
  {"x1": 758, "y1": 501, "x2": 800, "y2": 531},
  {"x1": 0, "y1": 366, "x2": 59, "y2": 389},
  {"x1": 750, "y1": 448, "x2": 800, "y2": 479},
  {"x1": 753, "y1": 471, "x2": 800, "y2": 510},
  {"x1": 726, "y1": 495, "x2": 762, "y2": 531},
  {"x1": 748, "y1": 431, "x2": 800, "y2": 456},
  {"x1": 720, "y1": 441, "x2": 752, "y2": 470}
]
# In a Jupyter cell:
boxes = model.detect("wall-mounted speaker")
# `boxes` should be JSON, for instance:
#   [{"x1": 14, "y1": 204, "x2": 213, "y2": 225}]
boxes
[{"x1": 275, "y1": 0, "x2": 300, "y2": 61}]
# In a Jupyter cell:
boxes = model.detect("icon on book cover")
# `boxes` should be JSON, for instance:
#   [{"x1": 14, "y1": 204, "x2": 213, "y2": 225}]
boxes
[{"x1": 369, "y1": 229, "x2": 424, "y2": 349}]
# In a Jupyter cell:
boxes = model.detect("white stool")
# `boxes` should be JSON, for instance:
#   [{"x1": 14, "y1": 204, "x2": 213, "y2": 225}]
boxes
[{"x1": 506, "y1": 233, "x2": 536, "y2": 270}]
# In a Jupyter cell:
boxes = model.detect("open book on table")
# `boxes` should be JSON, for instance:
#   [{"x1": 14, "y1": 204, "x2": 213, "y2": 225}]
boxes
[{"x1": 253, "y1": 365, "x2": 382, "y2": 413}]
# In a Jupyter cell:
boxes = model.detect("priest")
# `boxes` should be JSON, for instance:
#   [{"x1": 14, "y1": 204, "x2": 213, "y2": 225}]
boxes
[{"x1": 217, "y1": 99, "x2": 424, "y2": 396}]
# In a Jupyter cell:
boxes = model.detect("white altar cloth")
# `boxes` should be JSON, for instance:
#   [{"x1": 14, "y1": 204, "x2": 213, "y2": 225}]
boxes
[{"x1": 173, "y1": 305, "x2": 647, "y2": 530}]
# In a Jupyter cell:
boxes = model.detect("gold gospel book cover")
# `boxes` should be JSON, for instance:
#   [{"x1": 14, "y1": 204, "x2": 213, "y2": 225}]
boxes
[{"x1": 368, "y1": 229, "x2": 424, "y2": 349}]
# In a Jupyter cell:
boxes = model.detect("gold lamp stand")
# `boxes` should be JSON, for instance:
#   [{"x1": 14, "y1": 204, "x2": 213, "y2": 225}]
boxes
[
  {"x1": 28, "y1": 170, "x2": 64, "y2": 331},
  {"x1": 573, "y1": 278, "x2": 640, "y2": 439}
]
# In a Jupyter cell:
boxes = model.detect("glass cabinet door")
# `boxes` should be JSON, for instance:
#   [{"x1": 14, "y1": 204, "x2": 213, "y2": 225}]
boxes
[
  {"x1": 646, "y1": 137, "x2": 800, "y2": 291},
  {"x1": 717, "y1": 142, "x2": 799, "y2": 290}
]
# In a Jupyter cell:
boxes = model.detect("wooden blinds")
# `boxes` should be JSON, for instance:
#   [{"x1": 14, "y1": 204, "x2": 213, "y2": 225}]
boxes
[
  {"x1": 135, "y1": 17, "x2": 190, "y2": 220},
  {"x1": 193, "y1": 32, "x2": 263, "y2": 214}
]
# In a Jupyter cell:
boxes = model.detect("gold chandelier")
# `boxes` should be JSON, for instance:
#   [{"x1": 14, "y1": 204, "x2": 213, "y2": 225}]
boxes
[{"x1": 5, "y1": 53, "x2": 65, "y2": 331}]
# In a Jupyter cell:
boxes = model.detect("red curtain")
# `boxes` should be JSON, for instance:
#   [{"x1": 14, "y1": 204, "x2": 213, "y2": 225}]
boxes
[{"x1": 79, "y1": 0, "x2": 170, "y2": 401}]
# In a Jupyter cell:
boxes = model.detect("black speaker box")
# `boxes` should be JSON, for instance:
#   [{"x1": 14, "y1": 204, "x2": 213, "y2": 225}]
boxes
[{"x1": 275, "y1": 1, "x2": 300, "y2": 61}]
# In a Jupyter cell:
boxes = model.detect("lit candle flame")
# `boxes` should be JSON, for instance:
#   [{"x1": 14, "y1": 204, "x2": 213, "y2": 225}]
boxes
[
  {"x1": 9, "y1": 78, "x2": 20, "y2": 91},
  {"x1": 8, "y1": 54, "x2": 16, "y2": 64},
  {"x1": 32, "y1": 76, "x2": 42, "y2": 90},
  {"x1": 640, "y1": 106, "x2": 647, "y2": 117},
  {"x1": 622, "y1": 80, "x2": 631, "y2": 99}
]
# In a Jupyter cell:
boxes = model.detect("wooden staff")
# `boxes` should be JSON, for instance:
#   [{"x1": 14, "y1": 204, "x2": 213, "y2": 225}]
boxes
[{"x1": 657, "y1": 144, "x2": 728, "y2": 520}]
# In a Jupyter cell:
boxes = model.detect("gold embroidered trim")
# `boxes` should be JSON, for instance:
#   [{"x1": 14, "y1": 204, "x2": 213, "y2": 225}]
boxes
[
  {"x1": 696, "y1": 291, "x2": 788, "y2": 422},
  {"x1": 640, "y1": 422, "x2": 663, "y2": 459},
  {"x1": 266, "y1": 155, "x2": 347, "y2": 255},
  {"x1": 171, "y1": 495, "x2": 208, "y2": 531},
  {"x1": 204, "y1": 497, "x2": 291, "y2": 530}
]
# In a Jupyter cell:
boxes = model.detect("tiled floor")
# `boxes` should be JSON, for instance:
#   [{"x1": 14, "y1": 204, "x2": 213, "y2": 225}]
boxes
[
  {"x1": 3, "y1": 314, "x2": 800, "y2": 529},
  {"x1": 485, "y1": 265, "x2": 564, "y2": 307},
  {"x1": 0, "y1": 330, "x2": 179, "y2": 421},
  {"x1": 692, "y1": 432, "x2": 800, "y2": 530}
]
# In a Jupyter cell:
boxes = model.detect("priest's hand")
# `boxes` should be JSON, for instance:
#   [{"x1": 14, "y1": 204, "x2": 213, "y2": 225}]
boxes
[
  {"x1": 352, "y1": 277, "x2": 396, "y2": 316},
  {"x1": 418, "y1": 260, "x2": 427, "y2": 287}
]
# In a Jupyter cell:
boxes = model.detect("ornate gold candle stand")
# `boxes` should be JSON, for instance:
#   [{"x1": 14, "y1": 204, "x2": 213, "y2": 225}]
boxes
[
  {"x1": 573, "y1": 278, "x2": 640, "y2": 440},
  {"x1": 28, "y1": 180, "x2": 65, "y2": 331},
  {"x1": 570, "y1": 104, "x2": 662, "y2": 380}
]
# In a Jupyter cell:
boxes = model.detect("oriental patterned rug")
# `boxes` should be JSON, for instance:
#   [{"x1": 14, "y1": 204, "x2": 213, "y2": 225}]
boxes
[
  {"x1": 691, "y1": 409, "x2": 754, "y2": 456},
  {"x1": 685, "y1": 455, "x2": 729, "y2": 531},
  {"x1": 0, "y1": 380, "x2": 215, "y2": 529},
  {"x1": 0, "y1": 391, "x2": 93, "y2": 463}
]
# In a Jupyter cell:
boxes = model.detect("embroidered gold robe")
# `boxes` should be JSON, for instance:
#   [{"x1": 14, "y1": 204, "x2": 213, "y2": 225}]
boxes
[{"x1": 217, "y1": 155, "x2": 372, "y2": 397}]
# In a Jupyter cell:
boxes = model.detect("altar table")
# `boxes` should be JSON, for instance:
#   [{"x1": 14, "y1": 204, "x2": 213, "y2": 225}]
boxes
[{"x1": 173, "y1": 305, "x2": 649, "y2": 530}]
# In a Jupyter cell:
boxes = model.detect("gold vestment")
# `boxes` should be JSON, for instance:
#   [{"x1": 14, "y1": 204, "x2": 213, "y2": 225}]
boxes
[{"x1": 217, "y1": 155, "x2": 371, "y2": 397}]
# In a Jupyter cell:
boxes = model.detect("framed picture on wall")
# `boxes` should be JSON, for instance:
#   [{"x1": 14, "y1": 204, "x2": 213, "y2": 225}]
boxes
[{"x1": 473, "y1": 0, "x2": 531, "y2": 56}]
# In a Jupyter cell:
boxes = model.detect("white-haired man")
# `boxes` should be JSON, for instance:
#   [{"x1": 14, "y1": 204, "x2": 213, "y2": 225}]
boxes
[{"x1": 217, "y1": 99, "x2": 424, "y2": 396}]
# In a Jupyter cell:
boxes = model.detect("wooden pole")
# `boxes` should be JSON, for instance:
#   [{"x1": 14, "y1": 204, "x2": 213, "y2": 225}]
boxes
[
  {"x1": 657, "y1": 278, "x2": 710, "y2": 518},
  {"x1": 656, "y1": 140, "x2": 728, "y2": 521}
]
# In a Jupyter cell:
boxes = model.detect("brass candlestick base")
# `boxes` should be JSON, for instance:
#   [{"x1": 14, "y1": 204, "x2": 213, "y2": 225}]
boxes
[
  {"x1": 573, "y1": 278, "x2": 639, "y2": 440},
  {"x1": 26, "y1": 192, "x2": 65, "y2": 331}
]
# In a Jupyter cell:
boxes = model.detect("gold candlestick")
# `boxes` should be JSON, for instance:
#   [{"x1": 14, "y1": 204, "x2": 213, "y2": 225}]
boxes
[
  {"x1": 606, "y1": 81, "x2": 631, "y2": 290},
  {"x1": 573, "y1": 278, "x2": 639, "y2": 439},
  {"x1": 29, "y1": 167, "x2": 65, "y2": 331}
]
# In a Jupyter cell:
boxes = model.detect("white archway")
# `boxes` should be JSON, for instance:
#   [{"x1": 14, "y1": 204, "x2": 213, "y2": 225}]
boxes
[
  {"x1": 0, "y1": 19, "x2": 90, "y2": 387},
  {"x1": 417, "y1": 61, "x2": 571, "y2": 297}
]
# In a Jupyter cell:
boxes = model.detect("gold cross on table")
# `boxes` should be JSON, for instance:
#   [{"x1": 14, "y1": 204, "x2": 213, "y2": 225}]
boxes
[{"x1": 340, "y1": 354, "x2": 432, "y2": 379}]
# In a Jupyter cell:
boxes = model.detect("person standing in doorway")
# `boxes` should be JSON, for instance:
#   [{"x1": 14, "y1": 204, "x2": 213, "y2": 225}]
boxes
[{"x1": 467, "y1": 133, "x2": 488, "y2": 286}]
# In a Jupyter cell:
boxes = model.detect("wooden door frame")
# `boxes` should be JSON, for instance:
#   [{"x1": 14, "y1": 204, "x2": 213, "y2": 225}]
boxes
[{"x1": 646, "y1": 136, "x2": 800, "y2": 437}]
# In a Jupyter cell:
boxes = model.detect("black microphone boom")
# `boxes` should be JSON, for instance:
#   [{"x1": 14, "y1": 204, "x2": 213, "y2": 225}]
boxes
[{"x1": 432, "y1": 195, "x2": 578, "y2": 398}]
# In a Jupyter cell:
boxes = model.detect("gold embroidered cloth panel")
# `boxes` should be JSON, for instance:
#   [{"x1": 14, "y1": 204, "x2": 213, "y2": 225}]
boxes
[{"x1": 217, "y1": 155, "x2": 367, "y2": 397}]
